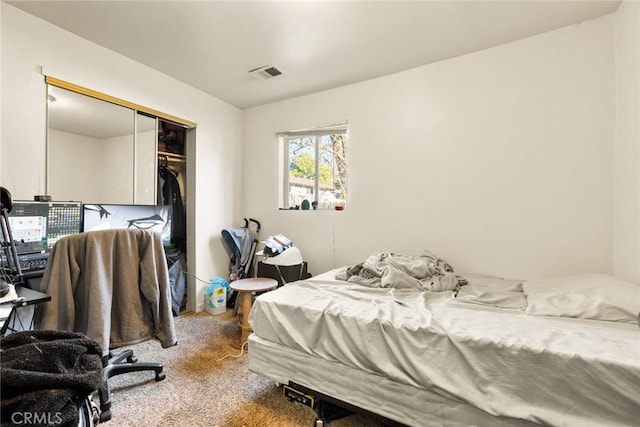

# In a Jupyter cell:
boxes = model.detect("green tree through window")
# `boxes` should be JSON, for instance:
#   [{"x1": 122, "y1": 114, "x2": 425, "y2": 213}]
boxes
[{"x1": 280, "y1": 125, "x2": 348, "y2": 209}]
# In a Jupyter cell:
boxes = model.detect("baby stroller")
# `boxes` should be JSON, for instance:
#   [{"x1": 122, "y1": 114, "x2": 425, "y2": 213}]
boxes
[{"x1": 221, "y1": 218, "x2": 261, "y2": 309}]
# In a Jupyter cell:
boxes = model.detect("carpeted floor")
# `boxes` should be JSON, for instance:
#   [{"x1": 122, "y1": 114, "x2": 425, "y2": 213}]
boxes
[{"x1": 101, "y1": 310, "x2": 384, "y2": 427}]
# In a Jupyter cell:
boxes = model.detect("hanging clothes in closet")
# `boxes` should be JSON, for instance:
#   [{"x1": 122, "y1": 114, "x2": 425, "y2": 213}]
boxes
[{"x1": 158, "y1": 159, "x2": 186, "y2": 252}]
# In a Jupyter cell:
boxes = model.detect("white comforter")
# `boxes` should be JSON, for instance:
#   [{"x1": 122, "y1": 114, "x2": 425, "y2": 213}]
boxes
[
  {"x1": 249, "y1": 271, "x2": 640, "y2": 426},
  {"x1": 335, "y1": 251, "x2": 459, "y2": 291}
]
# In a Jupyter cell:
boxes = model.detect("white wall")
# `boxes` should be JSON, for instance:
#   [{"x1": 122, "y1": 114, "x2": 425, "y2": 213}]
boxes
[
  {"x1": 1, "y1": 3, "x2": 244, "y2": 311},
  {"x1": 613, "y1": 0, "x2": 640, "y2": 284},
  {"x1": 243, "y1": 15, "x2": 619, "y2": 281}
]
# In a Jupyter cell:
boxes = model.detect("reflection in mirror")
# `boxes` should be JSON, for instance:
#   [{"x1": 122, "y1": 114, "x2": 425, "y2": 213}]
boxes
[{"x1": 47, "y1": 86, "x2": 138, "y2": 204}]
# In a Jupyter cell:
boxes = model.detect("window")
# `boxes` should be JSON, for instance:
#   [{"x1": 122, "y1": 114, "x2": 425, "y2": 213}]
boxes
[{"x1": 279, "y1": 123, "x2": 348, "y2": 210}]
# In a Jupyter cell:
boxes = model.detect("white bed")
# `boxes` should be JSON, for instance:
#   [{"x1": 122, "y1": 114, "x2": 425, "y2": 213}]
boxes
[{"x1": 248, "y1": 267, "x2": 640, "y2": 426}]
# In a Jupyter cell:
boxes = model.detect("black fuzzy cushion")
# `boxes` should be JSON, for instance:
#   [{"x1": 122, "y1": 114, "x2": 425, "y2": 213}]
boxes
[{"x1": 1, "y1": 330, "x2": 104, "y2": 427}]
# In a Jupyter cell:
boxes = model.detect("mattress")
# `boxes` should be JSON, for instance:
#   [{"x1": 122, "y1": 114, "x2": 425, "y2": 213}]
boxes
[
  {"x1": 248, "y1": 270, "x2": 640, "y2": 426},
  {"x1": 248, "y1": 334, "x2": 535, "y2": 427}
]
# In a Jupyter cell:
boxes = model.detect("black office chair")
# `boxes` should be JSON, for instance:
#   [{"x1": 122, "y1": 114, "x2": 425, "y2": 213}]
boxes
[
  {"x1": 97, "y1": 346, "x2": 166, "y2": 421},
  {"x1": 35, "y1": 228, "x2": 177, "y2": 422}
]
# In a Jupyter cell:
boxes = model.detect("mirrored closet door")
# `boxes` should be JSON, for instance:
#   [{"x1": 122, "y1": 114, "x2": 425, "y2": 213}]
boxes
[
  {"x1": 47, "y1": 85, "x2": 140, "y2": 204},
  {"x1": 46, "y1": 77, "x2": 194, "y2": 207}
]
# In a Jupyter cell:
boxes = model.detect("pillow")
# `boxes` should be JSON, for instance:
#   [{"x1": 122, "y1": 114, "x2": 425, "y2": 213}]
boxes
[
  {"x1": 522, "y1": 274, "x2": 640, "y2": 324},
  {"x1": 456, "y1": 274, "x2": 525, "y2": 308},
  {"x1": 459, "y1": 273, "x2": 523, "y2": 292}
]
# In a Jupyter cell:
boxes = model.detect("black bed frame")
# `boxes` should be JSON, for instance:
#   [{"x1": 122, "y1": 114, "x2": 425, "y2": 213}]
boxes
[{"x1": 286, "y1": 381, "x2": 409, "y2": 427}]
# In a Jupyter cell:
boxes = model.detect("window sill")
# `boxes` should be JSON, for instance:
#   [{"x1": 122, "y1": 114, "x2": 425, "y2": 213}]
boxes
[{"x1": 278, "y1": 207, "x2": 345, "y2": 211}]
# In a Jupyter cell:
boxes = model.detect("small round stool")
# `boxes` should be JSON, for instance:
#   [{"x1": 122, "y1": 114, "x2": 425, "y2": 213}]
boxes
[{"x1": 230, "y1": 277, "x2": 277, "y2": 346}]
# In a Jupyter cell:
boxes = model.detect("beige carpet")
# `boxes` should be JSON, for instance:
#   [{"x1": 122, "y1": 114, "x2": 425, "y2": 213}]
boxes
[{"x1": 101, "y1": 310, "x2": 384, "y2": 427}]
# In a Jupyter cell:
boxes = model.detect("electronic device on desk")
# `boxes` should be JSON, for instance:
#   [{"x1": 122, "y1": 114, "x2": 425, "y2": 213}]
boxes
[
  {"x1": 83, "y1": 204, "x2": 172, "y2": 245},
  {"x1": 0, "y1": 281, "x2": 18, "y2": 303},
  {"x1": 0, "y1": 200, "x2": 83, "y2": 277}
]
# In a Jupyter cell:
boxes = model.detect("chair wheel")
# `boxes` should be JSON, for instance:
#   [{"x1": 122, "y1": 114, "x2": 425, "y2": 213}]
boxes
[
  {"x1": 99, "y1": 409, "x2": 112, "y2": 423},
  {"x1": 155, "y1": 371, "x2": 166, "y2": 381}
]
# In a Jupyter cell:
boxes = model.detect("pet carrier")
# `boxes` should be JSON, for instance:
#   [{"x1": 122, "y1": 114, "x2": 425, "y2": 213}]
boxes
[{"x1": 221, "y1": 218, "x2": 261, "y2": 308}]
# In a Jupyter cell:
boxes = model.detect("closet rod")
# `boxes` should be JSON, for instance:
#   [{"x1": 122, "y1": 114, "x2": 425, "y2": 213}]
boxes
[{"x1": 159, "y1": 152, "x2": 187, "y2": 163}]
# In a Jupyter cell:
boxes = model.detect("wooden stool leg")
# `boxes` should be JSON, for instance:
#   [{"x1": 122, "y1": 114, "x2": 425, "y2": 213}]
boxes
[{"x1": 240, "y1": 291, "x2": 253, "y2": 345}]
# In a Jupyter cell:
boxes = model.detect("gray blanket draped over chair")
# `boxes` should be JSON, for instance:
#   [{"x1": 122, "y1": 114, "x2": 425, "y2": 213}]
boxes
[{"x1": 35, "y1": 228, "x2": 177, "y2": 356}]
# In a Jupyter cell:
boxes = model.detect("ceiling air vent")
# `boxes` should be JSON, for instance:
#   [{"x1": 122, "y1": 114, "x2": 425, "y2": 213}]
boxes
[{"x1": 249, "y1": 65, "x2": 283, "y2": 79}]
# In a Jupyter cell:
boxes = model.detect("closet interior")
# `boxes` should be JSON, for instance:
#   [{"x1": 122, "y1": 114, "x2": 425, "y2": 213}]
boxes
[{"x1": 157, "y1": 119, "x2": 188, "y2": 315}]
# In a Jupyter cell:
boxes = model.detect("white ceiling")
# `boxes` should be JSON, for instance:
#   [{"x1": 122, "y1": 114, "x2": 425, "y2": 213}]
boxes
[{"x1": 8, "y1": 0, "x2": 622, "y2": 110}]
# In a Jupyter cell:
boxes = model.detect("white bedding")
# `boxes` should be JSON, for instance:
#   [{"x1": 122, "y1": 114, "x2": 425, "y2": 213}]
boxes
[
  {"x1": 248, "y1": 334, "x2": 536, "y2": 427},
  {"x1": 249, "y1": 270, "x2": 640, "y2": 426}
]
